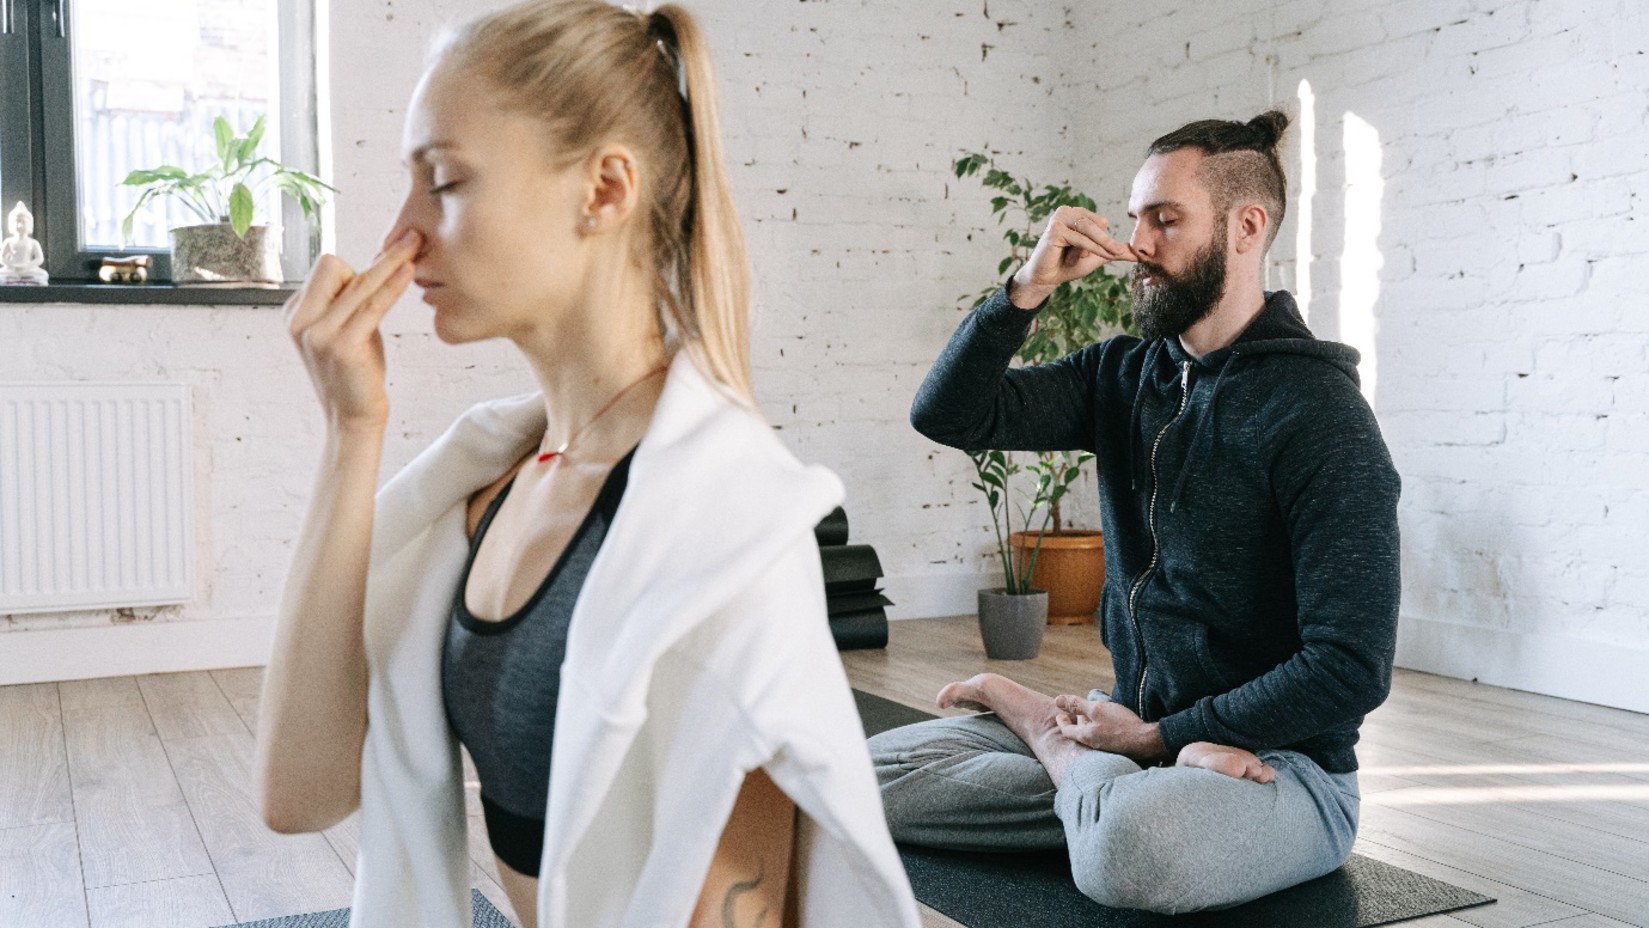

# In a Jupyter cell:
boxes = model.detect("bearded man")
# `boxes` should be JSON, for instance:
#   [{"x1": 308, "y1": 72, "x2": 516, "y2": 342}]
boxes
[{"x1": 872, "y1": 111, "x2": 1401, "y2": 913}]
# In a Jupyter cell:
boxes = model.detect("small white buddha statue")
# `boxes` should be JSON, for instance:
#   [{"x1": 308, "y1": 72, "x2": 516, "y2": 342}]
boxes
[{"x1": 1, "y1": 202, "x2": 48, "y2": 285}]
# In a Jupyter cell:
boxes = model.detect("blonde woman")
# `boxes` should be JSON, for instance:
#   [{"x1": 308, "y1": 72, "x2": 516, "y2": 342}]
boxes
[{"x1": 252, "y1": 3, "x2": 919, "y2": 926}]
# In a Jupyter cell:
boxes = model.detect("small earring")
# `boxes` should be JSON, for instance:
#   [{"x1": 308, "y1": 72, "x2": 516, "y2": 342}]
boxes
[{"x1": 581, "y1": 216, "x2": 597, "y2": 234}]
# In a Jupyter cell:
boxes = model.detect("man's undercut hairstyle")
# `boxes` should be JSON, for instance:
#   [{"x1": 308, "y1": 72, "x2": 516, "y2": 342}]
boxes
[{"x1": 1148, "y1": 110, "x2": 1290, "y2": 250}]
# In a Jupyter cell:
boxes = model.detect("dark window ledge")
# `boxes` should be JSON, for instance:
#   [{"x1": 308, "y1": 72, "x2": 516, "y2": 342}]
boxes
[{"x1": 0, "y1": 283, "x2": 297, "y2": 306}]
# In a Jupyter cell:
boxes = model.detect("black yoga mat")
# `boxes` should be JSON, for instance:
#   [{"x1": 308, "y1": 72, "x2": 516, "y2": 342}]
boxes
[
  {"x1": 213, "y1": 889, "x2": 512, "y2": 928},
  {"x1": 855, "y1": 689, "x2": 1495, "y2": 928}
]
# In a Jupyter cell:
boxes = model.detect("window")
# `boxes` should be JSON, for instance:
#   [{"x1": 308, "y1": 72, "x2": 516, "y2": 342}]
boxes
[{"x1": 0, "y1": 0, "x2": 320, "y2": 287}]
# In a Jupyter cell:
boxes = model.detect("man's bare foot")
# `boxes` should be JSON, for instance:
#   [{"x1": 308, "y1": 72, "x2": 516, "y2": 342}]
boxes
[
  {"x1": 934, "y1": 673, "x2": 1091, "y2": 787},
  {"x1": 1176, "y1": 741, "x2": 1276, "y2": 784},
  {"x1": 936, "y1": 674, "x2": 993, "y2": 712}
]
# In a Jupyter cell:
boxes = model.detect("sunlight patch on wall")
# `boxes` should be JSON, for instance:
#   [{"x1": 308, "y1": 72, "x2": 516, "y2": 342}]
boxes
[
  {"x1": 1339, "y1": 111, "x2": 1383, "y2": 406},
  {"x1": 1295, "y1": 79, "x2": 1315, "y2": 322}
]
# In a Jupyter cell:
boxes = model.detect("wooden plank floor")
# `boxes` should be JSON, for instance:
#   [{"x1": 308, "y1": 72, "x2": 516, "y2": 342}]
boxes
[{"x1": 1, "y1": 615, "x2": 1645, "y2": 927}]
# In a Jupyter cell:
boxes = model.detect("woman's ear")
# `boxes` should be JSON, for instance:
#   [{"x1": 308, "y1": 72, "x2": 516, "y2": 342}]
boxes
[
  {"x1": 1232, "y1": 203, "x2": 1269, "y2": 255},
  {"x1": 581, "y1": 145, "x2": 641, "y2": 233}
]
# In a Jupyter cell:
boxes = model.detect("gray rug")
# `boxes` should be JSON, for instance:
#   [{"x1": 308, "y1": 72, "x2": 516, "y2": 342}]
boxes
[
  {"x1": 213, "y1": 889, "x2": 513, "y2": 928},
  {"x1": 855, "y1": 689, "x2": 1496, "y2": 928}
]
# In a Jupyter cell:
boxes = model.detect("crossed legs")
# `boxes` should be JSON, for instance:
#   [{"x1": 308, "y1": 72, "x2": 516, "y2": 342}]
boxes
[{"x1": 869, "y1": 674, "x2": 1361, "y2": 913}]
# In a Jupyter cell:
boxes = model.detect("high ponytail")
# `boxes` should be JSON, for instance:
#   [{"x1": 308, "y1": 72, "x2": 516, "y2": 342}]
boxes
[
  {"x1": 439, "y1": 0, "x2": 754, "y2": 401},
  {"x1": 647, "y1": 5, "x2": 753, "y2": 401}
]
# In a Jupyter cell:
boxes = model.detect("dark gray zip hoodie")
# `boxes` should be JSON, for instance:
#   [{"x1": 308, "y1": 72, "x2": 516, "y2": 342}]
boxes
[{"x1": 912, "y1": 286, "x2": 1401, "y2": 774}]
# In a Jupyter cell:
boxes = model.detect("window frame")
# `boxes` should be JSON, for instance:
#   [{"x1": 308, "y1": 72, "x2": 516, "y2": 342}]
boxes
[{"x1": 1, "y1": 0, "x2": 321, "y2": 296}]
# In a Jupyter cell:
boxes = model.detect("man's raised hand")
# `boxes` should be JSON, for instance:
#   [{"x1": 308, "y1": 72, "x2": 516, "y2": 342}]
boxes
[{"x1": 1007, "y1": 205, "x2": 1136, "y2": 310}]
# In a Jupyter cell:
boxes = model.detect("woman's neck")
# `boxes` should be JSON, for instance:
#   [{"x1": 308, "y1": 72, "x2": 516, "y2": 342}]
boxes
[{"x1": 515, "y1": 265, "x2": 670, "y2": 459}]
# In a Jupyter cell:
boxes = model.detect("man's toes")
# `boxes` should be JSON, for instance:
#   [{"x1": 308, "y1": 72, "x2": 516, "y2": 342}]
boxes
[{"x1": 936, "y1": 680, "x2": 986, "y2": 710}]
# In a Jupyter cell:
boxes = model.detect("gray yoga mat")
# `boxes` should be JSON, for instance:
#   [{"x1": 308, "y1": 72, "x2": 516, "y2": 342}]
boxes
[
  {"x1": 213, "y1": 889, "x2": 513, "y2": 928},
  {"x1": 854, "y1": 689, "x2": 1496, "y2": 928}
]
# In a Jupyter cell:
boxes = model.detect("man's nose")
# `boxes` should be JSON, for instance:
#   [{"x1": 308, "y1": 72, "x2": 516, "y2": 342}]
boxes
[{"x1": 1128, "y1": 227, "x2": 1151, "y2": 260}]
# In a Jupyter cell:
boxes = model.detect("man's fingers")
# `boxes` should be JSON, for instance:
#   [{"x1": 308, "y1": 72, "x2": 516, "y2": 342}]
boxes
[{"x1": 1056, "y1": 209, "x2": 1135, "y2": 263}]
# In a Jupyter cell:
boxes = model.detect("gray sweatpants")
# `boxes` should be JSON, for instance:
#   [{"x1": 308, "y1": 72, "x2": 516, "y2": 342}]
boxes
[{"x1": 868, "y1": 699, "x2": 1361, "y2": 914}]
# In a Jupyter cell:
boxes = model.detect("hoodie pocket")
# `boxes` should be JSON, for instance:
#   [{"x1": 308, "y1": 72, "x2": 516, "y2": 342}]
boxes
[{"x1": 1189, "y1": 623, "x2": 1248, "y2": 697}]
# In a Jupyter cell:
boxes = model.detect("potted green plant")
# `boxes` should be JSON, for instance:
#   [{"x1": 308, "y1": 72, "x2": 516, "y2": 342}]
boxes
[
  {"x1": 120, "y1": 115, "x2": 333, "y2": 286},
  {"x1": 954, "y1": 152, "x2": 1139, "y2": 625},
  {"x1": 969, "y1": 449, "x2": 1085, "y2": 659}
]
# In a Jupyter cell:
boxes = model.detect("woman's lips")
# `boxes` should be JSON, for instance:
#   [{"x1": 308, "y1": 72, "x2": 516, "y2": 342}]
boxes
[{"x1": 414, "y1": 279, "x2": 443, "y2": 304}]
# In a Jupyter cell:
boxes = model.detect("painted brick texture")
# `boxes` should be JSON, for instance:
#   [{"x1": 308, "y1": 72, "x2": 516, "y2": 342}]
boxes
[
  {"x1": 6, "y1": 0, "x2": 1646, "y2": 710},
  {"x1": 1062, "y1": 0, "x2": 1648, "y2": 700}
]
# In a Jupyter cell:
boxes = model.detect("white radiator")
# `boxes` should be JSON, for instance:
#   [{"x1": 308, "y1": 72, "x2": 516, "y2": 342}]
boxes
[{"x1": 0, "y1": 384, "x2": 194, "y2": 615}]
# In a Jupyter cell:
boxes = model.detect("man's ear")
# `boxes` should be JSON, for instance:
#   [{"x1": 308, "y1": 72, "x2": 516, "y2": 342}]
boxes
[
  {"x1": 581, "y1": 145, "x2": 641, "y2": 231},
  {"x1": 1232, "y1": 203, "x2": 1269, "y2": 255}
]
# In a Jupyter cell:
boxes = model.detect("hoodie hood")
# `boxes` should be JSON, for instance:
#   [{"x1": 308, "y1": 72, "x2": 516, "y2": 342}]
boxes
[
  {"x1": 1157, "y1": 291, "x2": 1364, "y2": 511},
  {"x1": 1169, "y1": 290, "x2": 1361, "y2": 379}
]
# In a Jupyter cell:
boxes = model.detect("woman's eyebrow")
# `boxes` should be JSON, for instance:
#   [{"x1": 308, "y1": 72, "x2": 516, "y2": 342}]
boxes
[{"x1": 400, "y1": 141, "x2": 460, "y2": 167}]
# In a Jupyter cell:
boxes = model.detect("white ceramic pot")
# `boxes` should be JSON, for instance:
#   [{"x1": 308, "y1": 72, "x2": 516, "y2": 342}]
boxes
[{"x1": 170, "y1": 223, "x2": 281, "y2": 286}]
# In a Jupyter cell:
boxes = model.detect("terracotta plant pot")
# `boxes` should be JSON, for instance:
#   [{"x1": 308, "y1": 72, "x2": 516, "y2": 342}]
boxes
[
  {"x1": 1010, "y1": 530, "x2": 1105, "y2": 625},
  {"x1": 169, "y1": 223, "x2": 281, "y2": 286},
  {"x1": 976, "y1": 588, "x2": 1047, "y2": 660}
]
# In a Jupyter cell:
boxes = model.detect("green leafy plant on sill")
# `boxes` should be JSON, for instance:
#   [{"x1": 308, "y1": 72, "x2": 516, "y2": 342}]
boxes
[
  {"x1": 119, "y1": 115, "x2": 334, "y2": 244},
  {"x1": 954, "y1": 151, "x2": 1140, "y2": 532},
  {"x1": 971, "y1": 449, "x2": 1092, "y2": 595}
]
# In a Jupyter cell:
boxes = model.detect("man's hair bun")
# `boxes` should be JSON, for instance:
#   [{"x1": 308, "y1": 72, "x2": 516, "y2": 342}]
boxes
[{"x1": 1246, "y1": 110, "x2": 1290, "y2": 149}]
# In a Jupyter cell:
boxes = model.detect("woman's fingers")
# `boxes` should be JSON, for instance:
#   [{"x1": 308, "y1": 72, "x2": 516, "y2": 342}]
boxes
[
  {"x1": 284, "y1": 255, "x2": 356, "y2": 335},
  {"x1": 338, "y1": 261, "x2": 416, "y2": 343},
  {"x1": 331, "y1": 230, "x2": 422, "y2": 327}
]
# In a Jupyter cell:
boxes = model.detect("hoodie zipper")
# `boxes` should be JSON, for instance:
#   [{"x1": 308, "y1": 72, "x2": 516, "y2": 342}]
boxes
[{"x1": 1125, "y1": 360, "x2": 1192, "y2": 717}]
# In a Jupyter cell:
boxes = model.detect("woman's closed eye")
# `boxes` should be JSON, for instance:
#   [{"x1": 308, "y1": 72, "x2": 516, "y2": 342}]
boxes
[{"x1": 428, "y1": 180, "x2": 461, "y2": 196}]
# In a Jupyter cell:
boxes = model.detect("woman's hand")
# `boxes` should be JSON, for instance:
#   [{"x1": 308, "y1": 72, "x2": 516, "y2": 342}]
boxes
[{"x1": 283, "y1": 229, "x2": 423, "y2": 432}]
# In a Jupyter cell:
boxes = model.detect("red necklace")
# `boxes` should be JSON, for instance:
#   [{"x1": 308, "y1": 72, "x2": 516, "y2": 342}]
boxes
[{"x1": 537, "y1": 364, "x2": 669, "y2": 463}]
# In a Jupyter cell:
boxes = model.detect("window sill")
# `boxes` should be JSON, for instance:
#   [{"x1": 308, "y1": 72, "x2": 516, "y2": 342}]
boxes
[{"x1": 0, "y1": 282, "x2": 297, "y2": 306}]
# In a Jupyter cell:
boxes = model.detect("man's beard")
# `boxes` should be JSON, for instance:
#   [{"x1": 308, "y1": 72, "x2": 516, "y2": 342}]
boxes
[{"x1": 1130, "y1": 221, "x2": 1228, "y2": 341}]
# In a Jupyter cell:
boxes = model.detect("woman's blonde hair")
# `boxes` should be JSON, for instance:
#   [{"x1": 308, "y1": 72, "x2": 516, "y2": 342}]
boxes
[{"x1": 440, "y1": 1, "x2": 752, "y2": 400}]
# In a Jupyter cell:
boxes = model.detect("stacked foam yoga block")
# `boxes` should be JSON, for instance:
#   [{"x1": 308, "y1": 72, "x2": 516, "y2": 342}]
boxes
[{"x1": 815, "y1": 507, "x2": 892, "y2": 650}]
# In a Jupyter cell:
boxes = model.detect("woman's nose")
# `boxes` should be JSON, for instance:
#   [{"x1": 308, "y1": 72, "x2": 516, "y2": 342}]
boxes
[{"x1": 381, "y1": 197, "x2": 427, "y2": 258}]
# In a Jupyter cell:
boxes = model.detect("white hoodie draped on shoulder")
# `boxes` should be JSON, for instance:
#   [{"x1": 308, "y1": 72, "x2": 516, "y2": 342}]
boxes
[{"x1": 344, "y1": 351, "x2": 921, "y2": 928}]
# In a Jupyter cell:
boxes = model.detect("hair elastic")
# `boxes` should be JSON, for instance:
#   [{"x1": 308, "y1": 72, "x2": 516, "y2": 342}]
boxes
[{"x1": 649, "y1": 16, "x2": 688, "y2": 100}]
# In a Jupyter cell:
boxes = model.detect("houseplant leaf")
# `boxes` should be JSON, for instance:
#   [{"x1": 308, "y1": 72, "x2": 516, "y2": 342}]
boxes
[
  {"x1": 228, "y1": 183, "x2": 255, "y2": 238},
  {"x1": 213, "y1": 117, "x2": 235, "y2": 171}
]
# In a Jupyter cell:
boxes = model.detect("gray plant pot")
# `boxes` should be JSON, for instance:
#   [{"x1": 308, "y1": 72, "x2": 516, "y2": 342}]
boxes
[
  {"x1": 977, "y1": 588, "x2": 1047, "y2": 660},
  {"x1": 169, "y1": 223, "x2": 281, "y2": 286}
]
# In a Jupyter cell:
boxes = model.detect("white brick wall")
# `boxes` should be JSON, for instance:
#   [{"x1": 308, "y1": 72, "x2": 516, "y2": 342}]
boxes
[
  {"x1": 0, "y1": 0, "x2": 1085, "y2": 679},
  {"x1": 1064, "y1": 0, "x2": 1649, "y2": 710},
  {"x1": 6, "y1": 0, "x2": 1646, "y2": 713}
]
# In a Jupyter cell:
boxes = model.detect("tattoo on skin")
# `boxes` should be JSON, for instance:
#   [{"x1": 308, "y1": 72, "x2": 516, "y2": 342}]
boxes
[{"x1": 721, "y1": 867, "x2": 768, "y2": 928}]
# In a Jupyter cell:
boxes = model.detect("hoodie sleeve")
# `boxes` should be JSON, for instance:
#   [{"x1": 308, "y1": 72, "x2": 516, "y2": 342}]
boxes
[
  {"x1": 910, "y1": 286, "x2": 1101, "y2": 453},
  {"x1": 1155, "y1": 390, "x2": 1401, "y2": 758}
]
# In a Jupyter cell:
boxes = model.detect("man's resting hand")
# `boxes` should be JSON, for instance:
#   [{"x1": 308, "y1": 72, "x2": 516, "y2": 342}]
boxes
[{"x1": 1051, "y1": 694, "x2": 1169, "y2": 765}]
